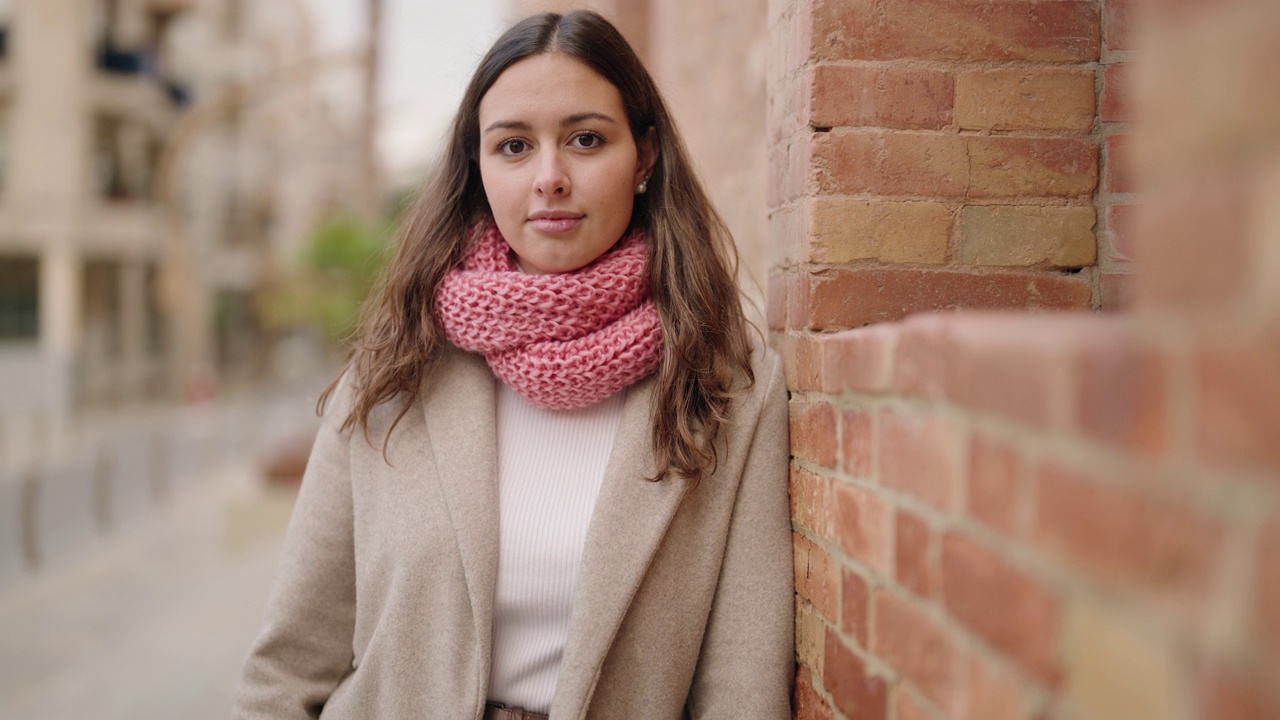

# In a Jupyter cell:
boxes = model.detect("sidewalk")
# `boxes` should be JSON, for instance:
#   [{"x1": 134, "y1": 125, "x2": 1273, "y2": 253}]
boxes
[{"x1": 0, "y1": 462, "x2": 296, "y2": 720}]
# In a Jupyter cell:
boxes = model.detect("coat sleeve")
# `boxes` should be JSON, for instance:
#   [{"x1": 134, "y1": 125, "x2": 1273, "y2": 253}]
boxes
[
  {"x1": 232, "y1": 384, "x2": 359, "y2": 719},
  {"x1": 686, "y1": 353, "x2": 795, "y2": 718}
]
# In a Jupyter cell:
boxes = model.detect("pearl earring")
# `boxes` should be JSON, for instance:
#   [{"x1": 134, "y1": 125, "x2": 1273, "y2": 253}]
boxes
[{"x1": 636, "y1": 180, "x2": 648, "y2": 194}]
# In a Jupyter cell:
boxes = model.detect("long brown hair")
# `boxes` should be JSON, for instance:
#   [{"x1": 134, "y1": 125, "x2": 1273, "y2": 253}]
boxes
[{"x1": 323, "y1": 10, "x2": 754, "y2": 482}]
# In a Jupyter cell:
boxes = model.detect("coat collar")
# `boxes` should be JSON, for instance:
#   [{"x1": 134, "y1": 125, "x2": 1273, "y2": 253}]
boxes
[
  {"x1": 549, "y1": 371, "x2": 691, "y2": 719},
  {"x1": 421, "y1": 347, "x2": 689, "y2": 719},
  {"x1": 419, "y1": 347, "x2": 500, "y2": 708}
]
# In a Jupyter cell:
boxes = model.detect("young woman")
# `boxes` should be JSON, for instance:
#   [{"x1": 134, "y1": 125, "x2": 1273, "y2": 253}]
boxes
[{"x1": 233, "y1": 10, "x2": 792, "y2": 720}]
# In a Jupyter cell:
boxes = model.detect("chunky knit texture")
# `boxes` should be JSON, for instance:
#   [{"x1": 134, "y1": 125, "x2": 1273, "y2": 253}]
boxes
[{"x1": 436, "y1": 222, "x2": 663, "y2": 409}]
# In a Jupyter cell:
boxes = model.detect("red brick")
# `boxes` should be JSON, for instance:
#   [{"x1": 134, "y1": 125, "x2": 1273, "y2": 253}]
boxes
[
  {"x1": 1105, "y1": 0, "x2": 1138, "y2": 51},
  {"x1": 1135, "y1": 172, "x2": 1250, "y2": 309},
  {"x1": 896, "y1": 507, "x2": 938, "y2": 597},
  {"x1": 1033, "y1": 462, "x2": 1227, "y2": 604},
  {"x1": 873, "y1": 591, "x2": 962, "y2": 711},
  {"x1": 813, "y1": 130, "x2": 1098, "y2": 199},
  {"x1": 968, "y1": 136, "x2": 1099, "y2": 198},
  {"x1": 1075, "y1": 333, "x2": 1168, "y2": 455},
  {"x1": 769, "y1": 71, "x2": 808, "y2": 146},
  {"x1": 786, "y1": 334, "x2": 825, "y2": 391},
  {"x1": 791, "y1": 400, "x2": 839, "y2": 469},
  {"x1": 842, "y1": 408, "x2": 874, "y2": 478},
  {"x1": 767, "y1": 144, "x2": 788, "y2": 209},
  {"x1": 769, "y1": 203, "x2": 806, "y2": 267},
  {"x1": 892, "y1": 316, "x2": 950, "y2": 398},
  {"x1": 808, "y1": 197, "x2": 952, "y2": 265},
  {"x1": 967, "y1": 433, "x2": 1022, "y2": 535},
  {"x1": 791, "y1": 464, "x2": 830, "y2": 539},
  {"x1": 941, "y1": 532, "x2": 1062, "y2": 684},
  {"x1": 1197, "y1": 663, "x2": 1280, "y2": 720},
  {"x1": 770, "y1": 133, "x2": 815, "y2": 207},
  {"x1": 825, "y1": 629, "x2": 889, "y2": 720},
  {"x1": 955, "y1": 68, "x2": 1096, "y2": 131},
  {"x1": 800, "y1": 267, "x2": 1093, "y2": 330},
  {"x1": 814, "y1": 0, "x2": 1100, "y2": 62},
  {"x1": 841, "y1": 567, "x2": 871, "y2": 648},
  {"x1": 1099, "y1": 272, "x2": 1134, "y2": 312},
  {"x1": 766, "y1": 271, "x2": 787, "y2": 330},
  {"x1": 795, "y1": 533, "x2": 841, "y2": 622},
  {"x1": 797, "y1": 598, "x2": 827, "y2": 674},
  {"x1": 796, "y1": 663, "x2": 836, "y2": 720},
  {"x1": 1196, "y1": 329, "x2": 1280, "y2": 476},
  {"x1": 788, "y1": 270, "x2": 811, "y2": 331},
  {"x1": 1104, "y1": 134, "x2": 1136, "y2": 193},
  {"x1": 809, "y1": 63, "x2": 954, "y2": 130},
  {"x1": 959, "y1": 205, "x2": 1097, "y2": 269},
  {"x1": 814, "y1": 129, "x2": 970, "y2": 198},
  {"x1": 1255, "y1": 517, "x2": 1280, "y2": 652},
  {"x1": 895, "y1": 688, "x2": 933, "y2": 720},
  {"x1": 942, "y1": 314, "x2": 1081, "y2": 428},
  {"x1": 961, "y1": 653, "x2": 1027, "y2": 720},
  {"x1": 768, "y1": 74, "x2": 798, "y2": 146},
  {"x1": 783, "y1": 0, "x2": 816, "y2": 78},
  {"x1": 1106, "y1": 203, "x2": 1140, "y2": 262},
  {"x1": 880, "y1": 408, "x2": 963, "y2": 512},
  {"x1": 822, "y1": 327, "x2": 894, "y2": 393},
  {"x1": 1100, "y1": 63, "x2": 1133, "y2": 123},
  {"x1": 829, "y1": 481, "x2": 894, "y2": 576},
  {"x1": 775, "y1": 333, "x2": 799, "y2": 384}
]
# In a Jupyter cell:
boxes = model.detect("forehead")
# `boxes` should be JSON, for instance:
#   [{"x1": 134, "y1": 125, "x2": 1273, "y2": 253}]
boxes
[{"x1": 478, "y1": 52, "x2": 627, "y2": 126}]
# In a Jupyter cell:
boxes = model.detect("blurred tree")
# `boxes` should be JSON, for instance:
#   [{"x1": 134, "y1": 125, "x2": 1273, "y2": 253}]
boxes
[{"x1": 260, "y1": 214, "x2": 391, "y2": 348}]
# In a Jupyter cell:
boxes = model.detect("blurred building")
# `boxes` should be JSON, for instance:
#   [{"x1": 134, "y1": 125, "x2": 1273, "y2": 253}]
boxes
[{"x1": 0, "y1": 0, "x2": 369, "y2": 433}]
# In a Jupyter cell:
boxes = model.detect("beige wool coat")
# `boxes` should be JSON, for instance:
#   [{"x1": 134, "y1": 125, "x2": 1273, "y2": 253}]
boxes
[{"x1": 232, "y1": 344, "x2": 794, "y2": 719}]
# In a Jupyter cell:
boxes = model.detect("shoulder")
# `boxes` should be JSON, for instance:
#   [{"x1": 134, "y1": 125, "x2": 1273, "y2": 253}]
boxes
[
  {"x1": 745, "y1": 334, "x2": 786, "y2": 406},
  {"x1": 721, "y1": 335, "x2": 786, "y2": 435},
  {"x1": 318, "y1": 367, "x2": 358, "y2": 430}
]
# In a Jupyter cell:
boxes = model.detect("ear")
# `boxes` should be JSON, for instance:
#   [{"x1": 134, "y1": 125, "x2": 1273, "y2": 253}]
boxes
[{"x1": 634, "y1": 126, "x2": 659, "y2": 186}]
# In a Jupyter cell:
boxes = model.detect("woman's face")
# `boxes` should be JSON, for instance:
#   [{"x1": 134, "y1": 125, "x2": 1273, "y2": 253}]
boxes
[{"x1": 477, "y1": 52, "x2": 657, "y2": 274}]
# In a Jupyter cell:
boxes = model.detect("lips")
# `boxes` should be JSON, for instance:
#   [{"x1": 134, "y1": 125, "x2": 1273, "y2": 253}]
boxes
[{"x1": 528, "y1": 210, "x2": 584, "y2": 234}]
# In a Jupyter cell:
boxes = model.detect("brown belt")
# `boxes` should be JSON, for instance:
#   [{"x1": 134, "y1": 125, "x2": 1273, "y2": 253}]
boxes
[{"x1": 484, "y1": 702, "x2": 550, "y2": 720}]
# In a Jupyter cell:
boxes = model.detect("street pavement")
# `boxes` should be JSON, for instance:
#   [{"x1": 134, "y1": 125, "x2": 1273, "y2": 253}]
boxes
[{"x1": 0, "y1": 462, "x2": 296, "y2": 720}]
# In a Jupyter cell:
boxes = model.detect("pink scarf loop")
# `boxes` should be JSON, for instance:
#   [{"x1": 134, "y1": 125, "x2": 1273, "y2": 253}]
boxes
[{"x1": 436, "y1": 222, "x2": 664, "y2": 409}]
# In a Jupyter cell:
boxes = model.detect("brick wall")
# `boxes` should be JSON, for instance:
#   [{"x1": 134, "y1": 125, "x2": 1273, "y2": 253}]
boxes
[
  {"x1": 769, "y1": 0, "x2": 1102, "y2": 334},
  {"x1": 1098, "y1": 0, "x2": 1137, "y2": 309},
  {"x1": 775, "y1": 1, "x2": 1280, "y2": 719}
]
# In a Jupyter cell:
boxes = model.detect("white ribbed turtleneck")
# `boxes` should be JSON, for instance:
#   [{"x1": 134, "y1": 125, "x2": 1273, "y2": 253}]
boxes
[{"x1": 486, "y1": 383, "x2": 626, "y2": 713}]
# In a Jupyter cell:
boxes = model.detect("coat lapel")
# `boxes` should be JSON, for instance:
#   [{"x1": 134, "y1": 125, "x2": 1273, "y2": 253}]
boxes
[
  {"x1": 420, "y1": 348, "x2": 500, "y2": 683},
  {"x1": 550, "y1": 377, "x2": 692, "y2": 719}
]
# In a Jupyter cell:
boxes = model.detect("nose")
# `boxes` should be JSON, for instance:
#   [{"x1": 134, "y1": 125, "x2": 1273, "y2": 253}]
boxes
[{"x1": 533, "y1": 151, "x2": 570, "y2": 196}]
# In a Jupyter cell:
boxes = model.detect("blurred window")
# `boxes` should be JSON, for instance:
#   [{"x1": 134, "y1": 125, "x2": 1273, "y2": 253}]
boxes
[
  {"x1": 0, "y1": 0, "x2": 10, "y2": 60},
  {"x1": 94, "y1": 114, "x2": 155, "y2": 201},
  {"x1": 0, "y1": 105, "x2": 8, "y2": 192},
  {"x1": 0, "y1": 256, "x2": 39, "y2": 340}
]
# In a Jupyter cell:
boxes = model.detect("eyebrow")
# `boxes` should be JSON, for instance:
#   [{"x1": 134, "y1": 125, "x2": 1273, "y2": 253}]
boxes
[{"x1": 482, "y1": 112, "x2": 619, "y2": 136}]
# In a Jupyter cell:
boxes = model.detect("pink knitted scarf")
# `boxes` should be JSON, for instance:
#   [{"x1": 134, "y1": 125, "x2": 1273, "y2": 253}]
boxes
[{"x1": 436, "y1": 222, "x2": 664, "y2": 409}]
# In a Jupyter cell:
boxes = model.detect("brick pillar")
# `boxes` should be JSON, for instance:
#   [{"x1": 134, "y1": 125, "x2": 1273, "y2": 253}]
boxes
[
  {"x1": 1098, "y1": 0, "x2": 1137, "y2": 308},
  {"x1": 771, "y1": 2, "x2": 1280, "y2": 720},
  {"x1": 768, "y1": 0, "x2": 1101, "y2": 337}
]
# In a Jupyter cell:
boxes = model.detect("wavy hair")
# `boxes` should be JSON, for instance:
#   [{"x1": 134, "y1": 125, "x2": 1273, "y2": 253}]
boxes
[{"x1": 322, "y1": 10, "x2": 755, "y2": 483}]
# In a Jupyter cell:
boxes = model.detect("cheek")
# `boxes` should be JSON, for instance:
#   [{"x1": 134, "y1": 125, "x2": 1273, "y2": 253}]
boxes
[{"x1": 479, "y1": 165, "x2": 520, "y2": 216}]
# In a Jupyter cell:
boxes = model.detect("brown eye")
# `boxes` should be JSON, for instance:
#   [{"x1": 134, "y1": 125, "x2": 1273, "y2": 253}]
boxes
[
  {"x1": 499, "y1": 139, "x2": 528, "y2": 156},
  {"x1": 572, "y1": 132, "x2": 604, "y2": 149}
]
